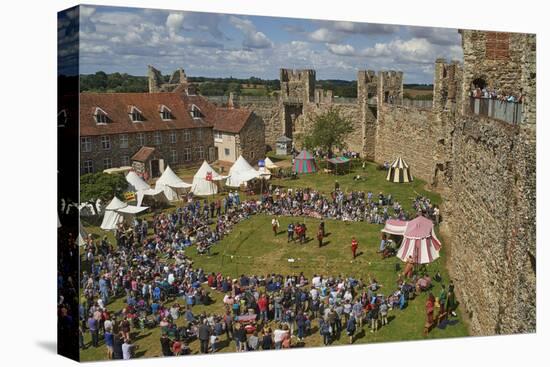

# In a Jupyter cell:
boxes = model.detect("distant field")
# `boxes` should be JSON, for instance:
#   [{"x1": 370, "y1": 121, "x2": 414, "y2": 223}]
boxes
[{"x1": 403, "y1": 88, "x2": 433, "y2": 99}]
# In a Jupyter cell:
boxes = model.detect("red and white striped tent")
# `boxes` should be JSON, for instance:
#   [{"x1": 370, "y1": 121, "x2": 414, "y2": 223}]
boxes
[
  {"x1": 395, "y1": 216, "x2": 441, "y2": 264},
  {"x1": 381, "y1": 218, "x2": 408, "y2": 235}
]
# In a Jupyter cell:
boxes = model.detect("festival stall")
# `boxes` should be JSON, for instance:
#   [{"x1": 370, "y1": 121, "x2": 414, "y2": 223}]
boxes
[
  {"x1": 327, "y1": 156, "x2": 351, "y2": 175},
  {"x1": 154, "y1": 166, "x2": 192, "y2": 201},
  {"x1": 293, "y1": 149, "x2": 317, "y2": 174},
  {"x1": 264, "y1": 157, "x2": 278, "y2": 169},
  {"x1": 386, "y1": 156, "x2": 413, "y2": 183},
  {"x1": 126, "y1": 171, "x2": 168, "y2": 207},
  {"x1": 191, "y1": 160, "x2": 226, "y2": 196},
  {"x1": 225, "y1": 155, "x2": 261, "y2": 188},
  {"x1": 396, "y1": 216, "x2": 441, "y2": 264},
  {"x1": 100, "y1": 196, "x2": 148, "y2": 230}
]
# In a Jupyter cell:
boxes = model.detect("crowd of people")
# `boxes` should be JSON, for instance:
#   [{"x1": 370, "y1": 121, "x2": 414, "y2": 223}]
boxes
[
  {"x1": 470, "y1": 86, "x2": 524, "y2": 103},
  {"x1": 78, "y1": 185, "x2": 454, "y2": 359}
]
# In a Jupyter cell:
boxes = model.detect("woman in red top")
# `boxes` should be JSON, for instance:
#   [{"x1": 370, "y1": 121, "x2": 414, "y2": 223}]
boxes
[{"x1": 351, "y1": 237, "x2": 358, "y2": 259}]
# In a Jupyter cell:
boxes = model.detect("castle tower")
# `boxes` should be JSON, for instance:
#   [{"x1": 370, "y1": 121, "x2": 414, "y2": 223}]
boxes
[
  {"x1": 357, "y1": 70, "x2": 377, "y2": 105},
  {"x1": 377, "y1": 70, "x2": 403, "y2": 107},
  {"x1": 280, "y1": 68, "x2": 316, "y2": 103},
  {"x1": 433, "y1": 59, "x2": 463, "y2": 113},
  {"x1": 147, "y1": 65, "x2": 163, "y2": 93}
]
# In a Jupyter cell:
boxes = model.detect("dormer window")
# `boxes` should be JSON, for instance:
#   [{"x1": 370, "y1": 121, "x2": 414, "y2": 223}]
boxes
[
  {"x1": 159, "y1": 105, "x2": 173, "y2": 121},
  {"x1": 190, "y1": 104, "x2": 203, "y2": 119},
  {"x1": 93, "y1": 107, "x2": 109, "y2": 124},
  {"x1": 128, "y1": 105, "x2": 143, "y2": 122}
]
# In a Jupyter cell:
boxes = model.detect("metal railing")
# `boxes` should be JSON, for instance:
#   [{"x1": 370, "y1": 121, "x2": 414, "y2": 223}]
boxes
[{"x1": 469, "y1": 97, "x2": 522, "y2": 124}]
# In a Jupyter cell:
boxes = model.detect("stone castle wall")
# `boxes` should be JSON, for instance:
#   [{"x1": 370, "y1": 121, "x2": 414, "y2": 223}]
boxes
[{"x1": 445, "y1": 117, "x2": 536, "y2": 335}]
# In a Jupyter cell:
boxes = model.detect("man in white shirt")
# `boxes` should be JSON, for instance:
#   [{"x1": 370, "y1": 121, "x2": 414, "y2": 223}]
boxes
[{"x1": 122, "y1": 340, "x2": 135, "y2": 360}]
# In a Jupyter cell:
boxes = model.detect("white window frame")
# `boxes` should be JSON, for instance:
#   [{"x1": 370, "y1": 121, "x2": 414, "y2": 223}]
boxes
[
  {"x1": 214, "y1": 130, "x2": 223, "y2": 142},
  {"x1": 129, "y1": 106, "x2": 144, "y2": 123},
  {"x1": 190, "y1": 104, "x2": 202, "y2": 119},
  {"x1": 82, "y1": 160, "x2": 93, "y2": 174},
  {"x1": 121, "y1": 155, "x2": 130, "y2": 167},
  {"x1": 196, "y1": 128, "x2": 203, "y2": 140},
  {"x1": 137, "y1": 133, "x2": 145, "y2": 146},
  {"x1": 183, "y1": 129, "x2": 191, "y2": 142},
  {"x1": 169, "y1": 131, "x2": 177, "y2": 144},
  {"x1": 100, "y1": 135, "x2": 111, "y2": 150},
  {"x1": 81, "y1": 137, "x2": 92, "y2": 153},
  {"x1": 159, "y1": 105, "x2": 172, "y2": 121},
  {"x1": 94, "y1": 107, "x2": 108, "y2": 124},
  {"x1": 103, "y1": 157, "x2": 112, "y2": 170},
  {"x1": 119, "y1": 134, "x2": 128, "y2": 149},
  {"x1": 196, "y1": 145, "x2": 205, "y2": 160},
  {"x1": 153, "y1": 131, "x2": 162, "y2": 145},
  {"x1": 184, "y1": 148, "x2": 192, "y2": 162},
  {"x1": 170, "y1": 149, "x2": 178, "y2": 164}
]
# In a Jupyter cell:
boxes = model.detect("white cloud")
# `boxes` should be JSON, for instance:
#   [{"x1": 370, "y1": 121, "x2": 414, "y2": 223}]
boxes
[
  {"x1": 80, "y1": 6, "x2": 96, "y2": 19},
  {"x1": 166, "y1": 13, "x2": 184, "y2": 36},
  {"x1": 326, "y1": 43, "x2": 356, "y2": 56},
  {"x1": 308, "y1": 28, "x2": 342, "y2": 43},
  {"x1": 229, "y1": 16, "x2": 273, "y2": 49}
]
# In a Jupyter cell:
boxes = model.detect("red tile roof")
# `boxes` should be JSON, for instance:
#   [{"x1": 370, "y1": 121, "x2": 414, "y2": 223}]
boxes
[
  {"x1": 131, "y1": 146, "x2": 156, "y2": 162},
  {"x1": 80, "y1": 92, "x2": 213, "y2": 136},
  {"x1": 213, "y1": 108, "x2": 253, "y2": 134}
]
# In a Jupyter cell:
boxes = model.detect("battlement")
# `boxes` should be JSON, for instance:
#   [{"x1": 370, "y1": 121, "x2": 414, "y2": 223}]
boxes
[
  {"x1": 357, "y1": 70, "x2": 377, "y2": 103},
  {"x1": 378, "y1": 70, "x2": 403, "y2": 105},
  {"x1": 433, "y1": 59, "x2": 463, "y2": 112},
  {"x1": 314, "y1": 88, "x2": 333, "y2": 104},
  {"x1": 280, "y1": 68, "x2": 316, "y2": 82},
  {"x1": 280, "y1": 68, "x2": 316, "y2": 103},
  {"x1": 148, "y1": 65, "x2": 191, "y2": 93}
]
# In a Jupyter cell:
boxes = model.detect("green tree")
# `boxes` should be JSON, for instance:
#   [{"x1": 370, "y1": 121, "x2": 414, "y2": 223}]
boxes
[
  {"x1": 303, "y1": 107, "x2": 353, "y2": 158},
  {"x1": 80, "y1": 172, "x2": 127, "y2": 203}
]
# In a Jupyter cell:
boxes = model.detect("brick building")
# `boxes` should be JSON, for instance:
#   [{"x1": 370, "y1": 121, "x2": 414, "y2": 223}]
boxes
[
  {"x1": 79, "y1": 92, "x2": 216, "y2": 177},
  {"x1": 213, "y1": 107, "x2": 265, "y2": 164}
]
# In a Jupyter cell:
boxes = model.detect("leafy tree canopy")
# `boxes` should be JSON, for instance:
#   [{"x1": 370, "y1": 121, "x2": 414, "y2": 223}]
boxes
[
  {"x1": 80, "y1": 172, "x2": 127, "y2": 203},
  {"x1": 303, "y1": 107, "x2": 354, "y2": 157}
]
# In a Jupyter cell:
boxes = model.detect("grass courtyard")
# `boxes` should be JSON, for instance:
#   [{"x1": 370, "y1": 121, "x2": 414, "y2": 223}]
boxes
[{"x1": 80, "y1": 160, "x2": 468, "y2": 361}]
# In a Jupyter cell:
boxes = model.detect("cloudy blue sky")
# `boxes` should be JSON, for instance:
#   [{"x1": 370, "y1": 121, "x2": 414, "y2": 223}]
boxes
[{"x1": 74, "y1": 5, "x2": 463, "y2": 83}]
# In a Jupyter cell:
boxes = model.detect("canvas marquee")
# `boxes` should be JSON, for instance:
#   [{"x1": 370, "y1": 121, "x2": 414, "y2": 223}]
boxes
[
  {"x1": 100, "y1": 196, "x2": 148, "y2": 231},
  {"x1": 386, "y1": 157, "x2": 413, "y2": 183},
  {"x1": 154, "y1": 166, "x2": 192, "y2": 201},
  {"x1": 191, "y1": 161, "x2": 225, "y2": 196},
  {"x1": 226, "y1": 155, "x2": 261, "y2": 188},
  {"x1": 126, "y1": 171, "x2": 168, "y2": 207},
  {"x1": 396, "y1": 216, "x2": 441, "y2": 264}
]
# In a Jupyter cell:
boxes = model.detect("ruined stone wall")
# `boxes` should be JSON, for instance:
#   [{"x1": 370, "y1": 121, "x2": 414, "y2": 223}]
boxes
[
  {"x1": 445, "y1": 116, "x2": 536, "y2": 335},
  {"x1": 375, "y1": 104, "x2": 443, "y2": 186},
  {"x1": 236, "y1": 100, "x2": 281, "y2": 151}
]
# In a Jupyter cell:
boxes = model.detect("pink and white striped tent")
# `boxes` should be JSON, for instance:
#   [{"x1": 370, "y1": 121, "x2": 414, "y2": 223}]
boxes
[
  {"x1": 381, "y1": 219, "x2": 408, "y2": 235},
  {"x1": 393, "y1": 216, "x2": 442, "y2": 264}
]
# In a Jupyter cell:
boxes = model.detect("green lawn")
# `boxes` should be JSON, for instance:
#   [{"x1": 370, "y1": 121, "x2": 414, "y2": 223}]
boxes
[{"x1": 80, "y1": 160, "x2": 467, "y2": 361}]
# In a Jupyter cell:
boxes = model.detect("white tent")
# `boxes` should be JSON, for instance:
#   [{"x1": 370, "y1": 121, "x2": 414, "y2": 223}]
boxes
[
  {"x1": 126, "y1": 171, "x2": 151, "y2": 192},
  {"x1": 100, "y1": 196, "x2": 148, "y2": 230},
  {"x1": 154, "y1": 166, "x2": 192, "y2": 201},
  {"x1": 225, "y1": 155, "x2": 261, "y2": 188},
  {"x1": 126, "y1": 171, "x2": 168, "y2": 206},
  {"x1": 264, "y1": 157, "x2": 278, "y2": 169},
  {"x1": 191, "y1": 160, "x2": 225, "y2": 196},
  {"x1": 78, "y1": 222, "x2": 88, "y2": 246}
]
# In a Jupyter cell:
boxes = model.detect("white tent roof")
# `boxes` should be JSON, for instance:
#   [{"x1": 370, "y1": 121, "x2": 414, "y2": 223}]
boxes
[
  {"x1": 105, "y1": 196, "x2": 128, "y2": 210},
  {"x1": 126, "y1": 171, "x2": 151, "y2": 191},
  {"x1": 225, "y1": 155, "x2": 261, "y2": 188},
  {"x1": 78, "y1": 222, "x2": 88, "y2": 246},
  {"x1": 155, "y1": 166, "x2": 192, "y2": 189},
  {"x1": 264, "y1": 157, "x2": 278, "y2": 169},
  {"x1": 191, "y1": 161, "x2": 225, "y2": 196},
  {"x1": 100, "y1": 196, "x2": 148, "y2": 230}
]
